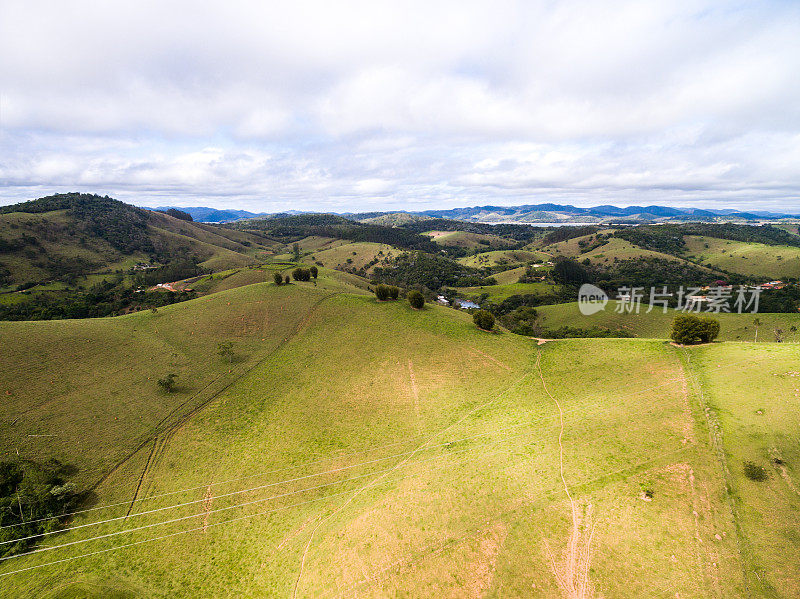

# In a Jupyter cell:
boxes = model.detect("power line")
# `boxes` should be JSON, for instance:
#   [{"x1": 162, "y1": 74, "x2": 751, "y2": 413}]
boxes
[{"x1": 0, "y1": 374, "x2": 686, "y2": 536}]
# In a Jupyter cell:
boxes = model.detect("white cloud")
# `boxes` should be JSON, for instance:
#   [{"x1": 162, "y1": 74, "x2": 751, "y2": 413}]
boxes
[{"x1": 1, "y1": 0, "x2": 800, "y2": 211}]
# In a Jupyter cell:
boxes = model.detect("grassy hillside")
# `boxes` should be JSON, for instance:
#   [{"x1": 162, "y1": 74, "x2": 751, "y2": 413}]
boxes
[
  {"x1": 683, "y1": 343, "x2": 800, "y2": 596},
  {"x1": 0, "y1": 194, "x2": 271, "y2": 290},
  {"x1": 424, "y1": 230, "x2": 516, "y2": 250},
  {"x1": 683, "y1": 235, "x2": 800, "y2": 279},
  {"x1": 306, "y1": 241, "x2": 402, "y2": 273},
  {"x1": 457, "y1": 281, "x2": 559, "y2": 302},
  {"x1": 1, "y1": 276, "x2": 799, "y2": 596},
  {"x1": 457, "y1": 249, "x2": 550, "y2": 268},
  {"x1": 537, "y1": 301, "x2": 800, "y2": 342}
]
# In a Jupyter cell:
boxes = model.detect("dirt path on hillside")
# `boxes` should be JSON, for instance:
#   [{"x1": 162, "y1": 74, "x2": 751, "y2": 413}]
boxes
[
  {"x1": 536, "y1": 350, "x2": 595, "y2": 599},
  {"x1": 468, "y1": 348, "x2": 512, "y2": 371},
  {"x1": 408, "y1": 359, "x2": 421, "y2": 427}
]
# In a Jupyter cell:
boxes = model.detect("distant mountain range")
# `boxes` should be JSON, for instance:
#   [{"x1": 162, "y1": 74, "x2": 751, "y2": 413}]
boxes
[
  {"x1": 413, "y1": 204, "x2": 800, "y2": 223},
  {"x1": 154, "y1": 206, "x2": 268, "y2": 223},
  {"x1": 155, "y1": 203, "x2": 799, "y2": 225}
]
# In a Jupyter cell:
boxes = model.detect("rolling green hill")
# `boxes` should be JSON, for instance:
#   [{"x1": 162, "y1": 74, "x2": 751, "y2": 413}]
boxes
[
  {"x1": 0, "y1": 194, "x2": 272, "y2": 291},
  {"x1": 683, "y1": 235, "x2": 800, "y2": 279},
  {"x1": 2, "y1": 269, "x2": 798, "y2": 596},
  {"x1": 457, "y1": 249, "x2": 550, "y2": 269},
  {"x1": 536, "y1": 301, "x2": 800, "y2": 342},
  {"x1": 2, "y1": 205, "x2": 800, "y2": 597},
  {"x1": 423, "y1": 230, "x2": 516, "y2": 250}
]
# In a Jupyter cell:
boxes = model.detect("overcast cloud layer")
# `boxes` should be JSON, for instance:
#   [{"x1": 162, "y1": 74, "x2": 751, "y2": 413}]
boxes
[{"x1": 1, "y1": 0, "x2": 799, "y2": 212}]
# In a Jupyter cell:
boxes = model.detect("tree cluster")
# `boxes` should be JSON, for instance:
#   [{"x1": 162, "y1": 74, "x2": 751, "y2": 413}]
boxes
[
  {"x1": 0, "y1": 459, "x2": 79, "y2": 557},
  {"x1": 375, "y1": 284, "x2": 400, "y2": 301},
  {"x1": 670, "y1": 314, "x2": 720, "y2": 345},
  {"x1": 292, "y1": 268, "x2": 312, "y2": 281},
  {"x1": 161, "y1": 208, "x2": 194, "y2": 221},
  {"x1": 472, "y1": 310, "x2": 495, "y2": 331}
]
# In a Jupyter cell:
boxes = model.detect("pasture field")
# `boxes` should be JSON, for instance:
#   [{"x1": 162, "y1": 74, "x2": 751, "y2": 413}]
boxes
[
  {"x1": 298, "y1": 241, "x2": 402, "y2": 273},
  {"x1": 457, "y1": 281, "x2": 559, "y2": 301},
  {"x1": 1, "y1": 276, "x2": 798, "y2": 597},
  {"x1": 543, "y1": 236, "x2": 696, "y2": 267},
  {"x1": 536, "y1": 301, "x2": 800, "y2": 342},
  {"x1": 0, "y1": 270, "x2": 367, "y2": 490},
  {"x1": 682, "y1": 342, "x2": 800, "y2": 596},
  {"x1": 457, "y1": 249, "x2": 550, "y2": 269},
  {"x1": 423, "y1": 230, "x2": 515, "y2": 250},
  {"x1": 682, "y1": 235, "x2": 800, "y2": 279}
]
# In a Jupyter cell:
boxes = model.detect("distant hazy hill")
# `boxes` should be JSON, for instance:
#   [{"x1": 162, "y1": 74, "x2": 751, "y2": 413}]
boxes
[
  {"x1": 418, "y1": 203, "x2": 798, "y2": 223},
  {"x1": 0, "y1": 193, "x2": 271, "y2": 289},
  {"x1": 154, "y1": 206, "x2": 267, "y2": 223}
]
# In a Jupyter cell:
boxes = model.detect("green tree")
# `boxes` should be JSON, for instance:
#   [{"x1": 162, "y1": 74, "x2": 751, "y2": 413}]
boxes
[
  {"x1": 157, "y1": 373, "x2": 178, "y2": 393},
  {"x1": 375, "y1": 284, "x2": 390, "y2": 301},
  {"x1": 292, "y1": 268, "x2": 311, "y2": 282},
  {"x1": 309, "y1": 265, "x2": 318, "y2": 279},
  {"x1": 670, "y1": 314, "x2": 720, "y2": 345},
  {"x1": 273, "y1": 272, "x2": 283, "y2": 285},
  {"x1": 551, "y1": 258, "x2": 590, "y2": 286},
  {"x1": 388, "y1": 286, "x2": 399, "y2": 300},
  {"x1": 284, "y1": 275, "x2": 290, "y2": 284},
  {"x1": 217, "y1": 341, "x2": 235, "y2": 363},
  {"x1": 473, "y1": 310, "x2": 495, "y2": 331},
  {"x1": 407, "y1": 290, "x2": 425, "y2": 309},
  {"x1": 292, "y1": 243, "x2": 301, "y2": 262}
]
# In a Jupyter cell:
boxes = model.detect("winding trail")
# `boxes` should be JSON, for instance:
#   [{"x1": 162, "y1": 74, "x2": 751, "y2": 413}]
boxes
[{"x1": 535, "y1": 348, "x2": 594, "y2": 599}]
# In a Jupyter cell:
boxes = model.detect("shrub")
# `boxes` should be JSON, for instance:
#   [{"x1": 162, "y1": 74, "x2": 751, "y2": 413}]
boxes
[
  {"x1": 473, "y1": 310, "x2": 495, "y2": 331},
  {"x1": 375, "y1": 284, "x2": 391, "y2": 301},
  {"x1": 309, "y1": 265, "x2": 318, "y2": 279},
  {"x1": 273, "y1": 272, "x2": 283, "y2": 285},
  {"x1": 217, "y1": 341, "x2": 235, "y2": 363},
  {"x1": 284, "y1": 275, "x2": 290, "y2": 284},
  {"x1": 157, "y1": 373, "x2": 178, "y2": 393},
  {"x1": 408, "y1": 290, "x2": 425, "y2": 309},
  {"x1": 670, "y1": 314, "x2": 720, "y2": 344},
  {"x1": 743, "y1": 461, "x2": 768, "y2": 481},
  {"x1": 388, "y1": 286, "x2": 399, "y2": 300}
]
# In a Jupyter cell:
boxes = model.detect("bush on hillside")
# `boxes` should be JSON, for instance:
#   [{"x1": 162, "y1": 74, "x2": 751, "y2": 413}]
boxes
[
  {"x1": 407, "y1": 290, "x2": 425, "y2": 309},
  {"x1": 743, "y1": 461, "x2": 768, "y2": 482},
  {"x1": 388, "y1": 285, "x2": 399, "y2": 300},
  {"x1": 473, "y1": 310, "x2": 495, "y2": 331},
  {"x1": 670, "y1": 314, "x2": 720, "y2": 345},
  {"x1": 158, "y1": 373, "x2": 178, "y2": 393},
  {"x1": 375, "y1": 284, "x2": 391, "y2": 301},
  {"x1": 273, "y1": 272, "x2": 283, "y2": 285},
  {"x1": 310, "y1": 265, "x2": 318, "y2": 279},
  {"x1": 500, "y1": 306, "x2": 542, "y2": 336}
]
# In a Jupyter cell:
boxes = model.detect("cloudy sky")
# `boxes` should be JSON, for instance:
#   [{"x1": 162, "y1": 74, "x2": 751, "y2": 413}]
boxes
[{"x1": 1, "y1": 0, "x2": 799, "y2": 212}]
